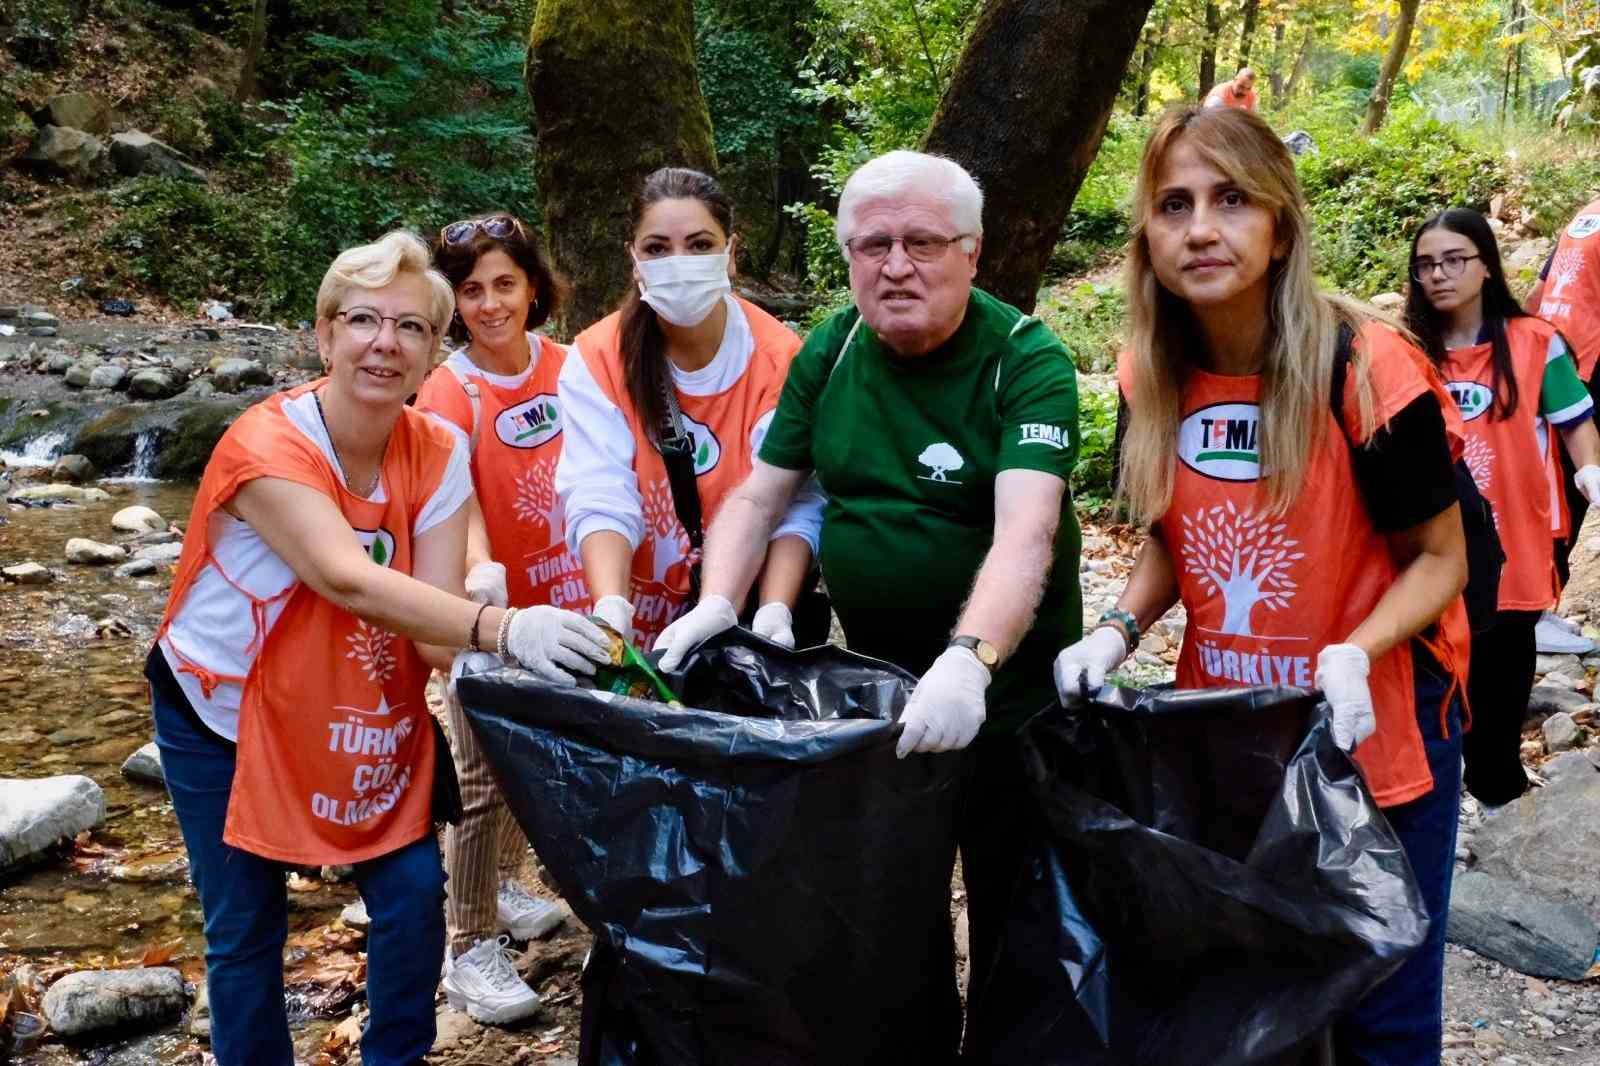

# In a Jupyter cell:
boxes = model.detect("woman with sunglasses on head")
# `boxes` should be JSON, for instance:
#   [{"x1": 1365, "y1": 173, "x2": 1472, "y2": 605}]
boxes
[
  {"x1": 1405, "y1": 207, "x2": 1600, "y2": 808},
  {"x1": 1053, "y1": 106, "x2": 1470, "y2": 1063},
  {"x1": 555, "y1": 167, "x2": 824, "y2": 651},
  {"x1": 414, "y1": 213, "x2": 586, "y2": 1024},
  {"x1": 147, "y1": 230, "x2": 611, "y2": 1066}
]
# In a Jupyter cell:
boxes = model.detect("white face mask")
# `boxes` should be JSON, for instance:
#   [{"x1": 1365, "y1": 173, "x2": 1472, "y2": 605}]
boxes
[{"x1": 634, "y1": 252, "x2": 731, "y2": 327}]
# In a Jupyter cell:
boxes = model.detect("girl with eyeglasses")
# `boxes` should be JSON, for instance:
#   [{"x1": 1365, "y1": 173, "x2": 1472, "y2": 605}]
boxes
[
  {"x1": 555, "y1": 167, "x2": 825, "y2": 652},
  {"x1": 415, "y1": 213, "x2": 591, "y2": 1023},
  {"x1": 1054, "y1": 106, "x2": 1471, "y2": 1063},
  {"x1": 1405, "y1": 207, "x2": 1600, "y2": 807}
]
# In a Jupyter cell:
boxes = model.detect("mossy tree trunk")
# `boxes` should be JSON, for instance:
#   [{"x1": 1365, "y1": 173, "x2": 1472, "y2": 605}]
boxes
[
  {"x1": 921, "y1": 0, "x2": 1153, "y2": 312},
  {"x1": 526, "y1": 0, "x2": 718, "y2": 337}
]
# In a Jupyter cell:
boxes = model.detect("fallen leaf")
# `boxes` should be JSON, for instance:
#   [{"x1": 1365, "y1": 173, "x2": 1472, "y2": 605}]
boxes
[{"x1": 141, "y1": 939, "x2": 184, "y2": 967}]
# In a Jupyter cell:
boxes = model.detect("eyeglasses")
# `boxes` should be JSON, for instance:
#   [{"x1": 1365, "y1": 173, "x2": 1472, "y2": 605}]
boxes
[
  {"x1": 1411, "y1": 253, "x2": 1480, "y2": 282},
  {"x1": 441, "y1": 215, "x2": 524, "y2": 246},
  {"x1": 335, "y1": 307, "x2": 435, "y2": 352},
  {"x1": 843, "y1": 232, "x2": 972, "y2": 264}
]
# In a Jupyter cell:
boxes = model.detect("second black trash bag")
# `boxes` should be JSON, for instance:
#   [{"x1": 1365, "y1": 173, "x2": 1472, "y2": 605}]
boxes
[
  {"x1": 966, "y1": 684, "x2": 1431, "y2": 1066},
  {"x1": 456, "y1": 632, "x2": 966, "y2": 1066}
]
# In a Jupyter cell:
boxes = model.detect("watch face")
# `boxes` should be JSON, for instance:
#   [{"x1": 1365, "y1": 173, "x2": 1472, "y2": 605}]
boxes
[{"x1": 975, "y1": 641, "x2": 999, "y2": 668}]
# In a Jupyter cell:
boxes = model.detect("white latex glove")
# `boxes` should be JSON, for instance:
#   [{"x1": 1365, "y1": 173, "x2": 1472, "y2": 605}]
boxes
[
  {"x1": 592, "y1": 594, "x2": 635, "y2": 639},
  {"x1": 448, "y1": 650, "x2": 503, "y2": 698},
  {"x1": 655, "y1": 594, "x2": 739, "y2": 672},
  {"x1": 1576, "y1": 465, "x2": 1600, "y2": 507},
  {"x1": 1052, "y1": 626, "x2": 1129, "y2": 705},
  {"x1": 751, "y1": 602, "x2": 796, "y2": 648},
  {"x1": 1316, "y1": 642, "x2": 1376, "y2": 752},
  {"x1": 897, "y1": 646, "x2": 990, "y2": 758},
  {"x1": 464, "y1": 561, "x2": 508, "y2": 607},
  {"x1": 506, "y1": 606, "x2": 612, "y2": 686}
]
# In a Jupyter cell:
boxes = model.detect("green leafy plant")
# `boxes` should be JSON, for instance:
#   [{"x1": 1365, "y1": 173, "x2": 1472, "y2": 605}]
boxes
[{"x1": 1073, "y1": 383, "x2": 1119, "y2": 514}]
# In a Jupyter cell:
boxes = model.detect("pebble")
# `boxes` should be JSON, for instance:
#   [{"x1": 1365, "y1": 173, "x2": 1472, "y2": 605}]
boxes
[
  {"x1": 132, "y1": 541, "x2": 183, "y2": 564},
  {"x1": 64, "y1": 537, "x2": 127, "y2": 565},
  {"x1": 113, "y1": 557, "x2": 158, "y2": 578},
  {"x1": 111, "y1": 504, "x2": 164, "y2": 533},
  {"x1": 2, "y1": 561, "x2": 54, "y2": 584}
]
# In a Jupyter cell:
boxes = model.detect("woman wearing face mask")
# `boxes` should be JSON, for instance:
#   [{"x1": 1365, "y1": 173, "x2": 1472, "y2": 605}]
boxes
[
  {"x1": 1053, "y1": 107, "x2": 1469, "y2": 1063},
  {"x1": 1405, "y1": 207, "x2": 1600, "y2": 807},
  {"x1": 556, "y1": 167, "x2": 824, "y2": 650}
]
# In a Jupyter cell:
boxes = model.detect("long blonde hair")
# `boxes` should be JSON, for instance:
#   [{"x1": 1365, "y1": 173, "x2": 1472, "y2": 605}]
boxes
[{"x1": 1119, "y1": 106, "x2": 1378, "y2": 523}]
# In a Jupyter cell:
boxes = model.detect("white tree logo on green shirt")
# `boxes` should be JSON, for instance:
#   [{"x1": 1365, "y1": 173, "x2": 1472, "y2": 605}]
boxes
[{"x1": 917, "y1": 442, "x2": 965, "y2": 484}]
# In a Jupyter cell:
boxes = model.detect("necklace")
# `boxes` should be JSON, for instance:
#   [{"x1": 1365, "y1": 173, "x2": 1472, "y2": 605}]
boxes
[{"x1": 314, "y1": 392, "x2": 386, "y2": 497}]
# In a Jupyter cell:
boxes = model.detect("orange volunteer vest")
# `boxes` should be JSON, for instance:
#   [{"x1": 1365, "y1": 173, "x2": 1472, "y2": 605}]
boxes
[
  {"x1": 1442, "y1": 316, "x2": 1566, "y2": 612},
  {"x1": 158, "y1": 383, "x2": 455, "y2": 864},
  {"x1": 1539, "y1": 197, "x2": 1600, "y2": 380},
  {"x1": 573, "y1": 297, "x2": 801, "y2": 648},
  {"x1": 416, "y1": 337, "x2": 589, "y2": 612},
  {"x1": 1119, "y1": 324, "x2": 1460, "y2": 807}
]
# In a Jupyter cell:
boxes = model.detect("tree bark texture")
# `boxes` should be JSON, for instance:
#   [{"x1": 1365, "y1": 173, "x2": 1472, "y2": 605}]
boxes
[
  {"x1": 526, "y1": 0, "x2": 718, "y2": 336},
  {"x1": 1361, "y1": 0, "x2": 1422, "y2": 134},
  {"x1": 1267, "y1": 20, "x2": 1286, "y2": 101},
  {"x1": 1199, "y1": 1, "x2": 1221, "y2": 95},
  {"x1": 1133, "y1": 11, "x2": 1170, "y2": 118},
  {"x1": 1236, "y1": 0, "x2": 1259, "y2": 65},
  {"x1": 1281, "y1": 27, "x2": 1314, "y2": 107},
  {"x1": 233, "y1": 0, "x2": 268, "y2": 103},
  {"x1": 921, "y1": 0, "x2": 1154, "y2": 312}
]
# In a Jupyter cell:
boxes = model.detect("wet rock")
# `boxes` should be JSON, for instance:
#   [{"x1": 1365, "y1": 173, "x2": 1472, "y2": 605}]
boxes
[
  {"x1": 1541, "y1": 749, "x2": 1598, "y2": 783},
  {"x1": 10, "y1": 483, "x2": 112, "y2": 503},
  {"x1": 1446, "y1": 871, "x2": 1598, "y2": 980},
  {"x1": 1528, "y1": 682, "x2": 1591, "y2": 717},
  {"x1": 47, "y1": 726, "x2": 95, "y2": 746},
  {"x1": 64, "y1": 361, "x2": 98, "y2": 389},
  {"x1": 1, "y1": 561, "x2": 53, "y2": 585},
  {"x1": 109, "y1": 131, "x2": 206, "y2": 182},
  {"x1": 1473, "y1": 769, "x2": 1600, "y2": 919},
  {"x1": 183, "y1": 379, "x2": 216, "y2": 399},
  {"x1": 133, "y1": 542, "x2": 182, "y2": 564},
  {"x1": 0, "y1": 775, "x2": 105, "y2": 872},
  {"x1": 41, "y1": 967, "x2": 187, "y2": 1036},
  {"x1": 21, "y1": 126, "x2": 112, "y2": 183},
  {"x1": 113, "y1": 557, "x2": 158, "y2": 579},
  {"x1": 120, "y1": 742, "x2": 164, "y2": 785},
  {"x1": 49, "y1": 454, "x2": 96, "y2": 483},
  {"x1": 65, "y1": 537, "x2": 127, "y2": 565},
  {"x1": 188, "y1": 983, "x2": 210, "y2": 1039},
  {"x1": 1536, "y1": 653, "x2": 1586, "y2": 680},
  {"x1": 112, "y1": 505, "x2": 164, "y2": 533},
  {"x1": 45, "y1": 352, "x2": 73, "y2": 374},
  {"x1": 37, "y1": 92, "x2": 110, "y2": 135},
  {"x1": 127, "y1": 367, "x2": 182, "y2": 400},
  {"x1": 1544, "y1": 712, "x2": 1581, "y2": 753},
  {"x1": 88, "y1": 364, "x2": 126, "y2": 391},
  {"x1": 132, "y1": 528, "x2": 182, "y2": 545},
  {"x1": 211, "y1": 357, "x2": 271, "y2": 393}
]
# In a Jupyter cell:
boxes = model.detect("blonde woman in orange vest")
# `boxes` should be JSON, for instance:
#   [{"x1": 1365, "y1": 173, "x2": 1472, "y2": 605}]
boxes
[
  {"x1": 1053, "y1": 107, "x2": 1469, "y2": 1063},
  {"x1": 146, "y1": 231, "x2": 611, "y2": 1066},
  {"x1": 1405, "y1": 207, "x2": 1600, "y2": 807},
  {"x1": 415, "y1": 214, "x2": 582, "y2": 1024},
  {"x1": 556, "y1": 167, "x2": 824, "y2": 650}
]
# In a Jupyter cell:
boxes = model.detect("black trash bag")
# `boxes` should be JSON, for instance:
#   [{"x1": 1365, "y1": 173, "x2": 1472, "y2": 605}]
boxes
[
  {"x1": 966, "y1": 684, "x2": 1430, "y2": 1066},
  {"x1": 457, "y1": 632, "x2": 966, "y2": 1066}
]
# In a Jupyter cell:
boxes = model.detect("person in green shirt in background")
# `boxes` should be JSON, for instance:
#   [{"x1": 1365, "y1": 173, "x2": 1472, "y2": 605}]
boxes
[{"x1": 654, "y1": 149, "x2": 1083, "y2": 1050}]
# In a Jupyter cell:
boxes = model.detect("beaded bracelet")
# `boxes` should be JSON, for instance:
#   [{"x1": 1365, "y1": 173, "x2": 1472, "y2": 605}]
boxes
[
  {"x1": 468, "y1": 602, "x2": 491, "y2": 652},
  {"x1": 496, "y1": 607, "x2": 519, "y2": 659},
  {"x1": 1096, "y1": 607, "x2": 1140, "y2": 651}
]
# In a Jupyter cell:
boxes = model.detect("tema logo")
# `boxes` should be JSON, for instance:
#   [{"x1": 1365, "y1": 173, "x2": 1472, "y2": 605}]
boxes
[
  {"x1": 494, "y1": 394, "x2": 561, "y2": 449},
  {"x1": 1567, "y1": 214, "x2": 1600, "y2": 240},
  {"x1": 1017, "y1": 423, "x2": 1067, "y2": 449},
  {"x1": 1447, "y1": 380, "x2": 1493, "y2": 422},
  {"x1": 355, "y1": 527, "x2": 397, "y2": 567},
  {"x1": 1179, "y1": 403, "x2": 1260, "y2": 482}
]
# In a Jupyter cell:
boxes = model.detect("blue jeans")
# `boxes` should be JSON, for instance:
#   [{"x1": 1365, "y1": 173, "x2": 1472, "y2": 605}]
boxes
[
  {"x1": 1334, "y1": 645, "x2": 1463, "y2": 1066},
  {"x1": 151, "y1": 653, "x2": 445, "y2": 1066}
]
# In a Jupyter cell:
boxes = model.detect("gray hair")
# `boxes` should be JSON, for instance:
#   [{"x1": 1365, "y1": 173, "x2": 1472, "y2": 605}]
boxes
[{"x1": 835, "y1": 150, "x2": 984, "y2": 251}]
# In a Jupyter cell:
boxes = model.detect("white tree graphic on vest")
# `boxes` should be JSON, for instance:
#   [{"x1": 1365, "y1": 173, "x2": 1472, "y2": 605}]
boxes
[
  {"x1": 512, "y1": 460, "x2": 563, "y2": 536},
  {"x1": 1548, "y1": 248, "x2": 1584, "y2": 298},
  {"x1": 641, "y1": 478, "x2": 693, "y2": 585},
  {"x1": 917, "y1": 442, "x2": 964, "y2": 482},
  {"x1": 346, "y1": 620, "x2": 397, "y2": 683},
  {"x1": 1463, "y1": 436, "x2": 1494, "y2": 493},
  {"x1": 1180, "y1": 503, "x2": 1305, "y2": 636}
]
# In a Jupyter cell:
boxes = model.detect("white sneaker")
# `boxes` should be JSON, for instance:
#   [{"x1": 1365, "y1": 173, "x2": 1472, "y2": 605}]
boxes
[
  {"x1": 497, "y1": 881, "x2": 566, "y2": 941},
  {"x1": 1543, "y1": 610, "x2": 1583, "y2": 635},
  {"x1": 1536, "y1": 613, "x2": 1595, "y2": 655},
  {"x1": 441, "y1": 935, "x2": 541, "y2": 1025}
]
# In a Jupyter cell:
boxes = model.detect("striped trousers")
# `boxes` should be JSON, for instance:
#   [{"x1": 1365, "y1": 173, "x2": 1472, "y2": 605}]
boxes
[{"x1": 442, "y1": 686, "x2": 529, "y2": 956}]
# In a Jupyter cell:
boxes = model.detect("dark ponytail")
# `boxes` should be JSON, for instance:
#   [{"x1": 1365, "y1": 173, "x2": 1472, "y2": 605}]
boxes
[{"x1": 619, "y1": 167, "x2": 733, "y2": 436}]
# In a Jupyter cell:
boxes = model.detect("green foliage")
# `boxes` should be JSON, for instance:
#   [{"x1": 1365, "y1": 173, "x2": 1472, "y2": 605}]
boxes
[
  {"x1": 3, "y1": 0, "x2": 77, "y2": 66},
  {"x1": 1073, "y1": 383, "x2": 1119, "y2": 512},
  {"x1": 786, "y1": 200, "x2": 849, "y2": 293},
  {"x1": 104, "y1": 177, "x2": 274, "y2": 310},
  {"x1": 1046, "y1": 113, "x2": 1146, "y2": 278},
  {"x1": 1038, "y1": 280, "x2": 1127, "y2": 376}
]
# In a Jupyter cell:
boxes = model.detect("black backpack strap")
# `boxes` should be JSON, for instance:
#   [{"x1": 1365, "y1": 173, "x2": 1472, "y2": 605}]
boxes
[
  {"x1": 1329, "y1": 322, "x2": 1356, "y2": 438},
  {"x1": 655, "y1": 380, "x2": 705, "y2": 605}
]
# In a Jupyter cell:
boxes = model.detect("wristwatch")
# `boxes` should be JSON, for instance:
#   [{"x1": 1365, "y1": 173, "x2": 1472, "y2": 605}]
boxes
[{"x1": 949, "y1": 635, "x2": 1000, "y2": 672}]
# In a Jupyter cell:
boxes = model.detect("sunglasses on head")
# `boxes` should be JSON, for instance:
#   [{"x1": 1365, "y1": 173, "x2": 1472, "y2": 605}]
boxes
[{"x1": 441, "y1": 215, "x2": 523, "y2": 246}]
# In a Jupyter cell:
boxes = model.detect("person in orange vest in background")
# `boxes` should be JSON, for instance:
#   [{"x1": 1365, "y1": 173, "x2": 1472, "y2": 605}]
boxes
[
  {"x1": 555, "y1": 167, "x2": 824, "y2": 651},
  {"x1": 147, "y1": 231, "x2": 612, "y2": 1066},
  {"x1": 1204, "y1": 66, "x2": 1258, "y2": 111},
  {"x1": 1406, "y1": 208, "x2": 1600, "y2": 807},
  {"x1": 1054, "y1": 106, "x2": 1468, "y2": 1065},
  {"x1": 416, "y1": 214, "x2": 580, "y2": 1024},
  {"x1": 1525, "y1": 196, "x2": 1600, "y2": 654}
]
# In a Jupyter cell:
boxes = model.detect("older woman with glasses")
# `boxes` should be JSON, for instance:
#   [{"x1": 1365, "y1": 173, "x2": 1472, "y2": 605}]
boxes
[{"x1": 147, "y1": 230, "x2": 611, "y2": 1066}]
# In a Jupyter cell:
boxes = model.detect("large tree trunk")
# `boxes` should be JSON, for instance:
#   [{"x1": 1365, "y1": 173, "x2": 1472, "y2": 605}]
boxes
[
  {"x1": 1360, "y1": 0, "x2": 1422, "y2": 134},
  {"x1": 233, "y1": 0, "x2": 268, "y2": 103},
  {"x1": 1280, "y1": 27, "x2": 1314, "y2": 108},
  {"x1": 1267, "y1": 20, "x2": 1286, "y2": 101},
  {"x1": 921, "y1": 0, "x2": 1154, "y2": 312},
  {"x1": 1199, "y1": 1, "x2": 1221, "y2": 95},
  {"x1": 1133, "y1": 11, "x2": 1170, "y2": 118},
  {"x1": 1236, "y1": 0, "x2": 1259, "y2": 65},
  {"x1": 527, "y1": 0, "x2": 718, "y2": 336}
]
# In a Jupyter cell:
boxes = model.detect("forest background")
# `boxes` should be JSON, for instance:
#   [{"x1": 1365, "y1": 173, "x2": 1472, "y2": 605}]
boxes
[{"x1": 2, "y1": 0, "x2": 1600, "y2": 508}]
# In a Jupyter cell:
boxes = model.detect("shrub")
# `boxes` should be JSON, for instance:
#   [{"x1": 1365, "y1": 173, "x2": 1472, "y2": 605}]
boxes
[
  {"x1": 104, "y1": 177, "x2": 277, "y2": 312},
  {"x1": 1073, "y1": 382, "x2": 1118, "y2": 513},
  {"x1": 1038, "y1": 279, "x2": 1126, "y2": 376}
]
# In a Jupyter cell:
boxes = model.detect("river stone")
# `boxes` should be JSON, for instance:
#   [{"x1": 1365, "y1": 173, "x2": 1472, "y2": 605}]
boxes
[
  {"x1": 1536, "y1": 653, "x2": 1587, "y2": 680},
  {"x1": 183, "y1": 379, "x2": 216, "y2": 399},
  {"x1": 2, "y1": 562, "x2": 53, "y2": 585},
  {"x1": 1473, "y1": 769, "x2": 1600, "y2": 919},
  {"x1": 133, "y1": 542, "x2": 183, "y2": 564},
  {"x1": 1544, "y1": 712, "x2": 1581, "y2": 753},
  {"x1": 1542, "y1": 749, "x2": 1599, "y2": 783},
  {"x1": 1446, "y1": 871, "x2": 1597, "y2": 980},
  {"x1": 63, "y1": 361, "x2": 98, "y2": 389},
  {"x1": 45, "y1": 352, "x2": 73, "y2": 374},
  {"x1": 1528, "y1": 682, "x2": 1591, "y2": 717},
  {"x1": 48, "y1": 454, "x2": 96, "y2": 484},
  {"x1": 128, "y1": 367, "x2": 181, "y2": 399},
  {"x1": 11, "y1": 483, "x2": 112, "y2": 503},
  {"x1": 88, "y1": 364, "x2": 126, "y2": 390},
  {"x1": 22, "y1": 126, "x2": 112, "y2": 183},
  {"x1": 119, "y1": 743, "x2": 165, "y2": 786},
  {"x1": 212, "y1": 357, "x2": 272, "y2": 393},
  {"x1": 0, "y1": 775, "x2": 105, "y2": 872},
  {"x1": 39, "y1": 92, "x2": 110, "y2": 135},
  {"x1": 65, "y1": 538, "x2": 127, "y2": 565},
  {"x1": 42, "y1": 967, "x2": 187, "y2": 1036},
  {"x1": 113, "y1": 557, "x2": 158, "y2": 578},
  {"x1": 112, "y1": 505, "x2": 164, "y2": 533},
  {"x1": 109, "y1": 131, "x2": 206, "y2": 183}
]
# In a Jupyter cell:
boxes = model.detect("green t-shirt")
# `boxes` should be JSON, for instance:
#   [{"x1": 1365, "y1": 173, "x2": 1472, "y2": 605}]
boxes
[
  {"x1": 1541, "y1": 332, "x2": 1592, "y2": 424},
  {"x1": 761, "y1": 287, "x2": 1083, "y2": 732}
]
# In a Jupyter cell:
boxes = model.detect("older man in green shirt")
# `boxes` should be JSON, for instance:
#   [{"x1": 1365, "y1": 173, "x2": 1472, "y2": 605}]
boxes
[{"x1": 655, "y1": 149, "x2": 1082, "y2": 1047}]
